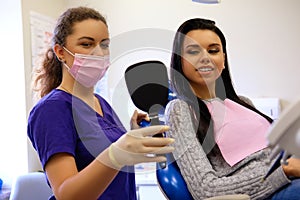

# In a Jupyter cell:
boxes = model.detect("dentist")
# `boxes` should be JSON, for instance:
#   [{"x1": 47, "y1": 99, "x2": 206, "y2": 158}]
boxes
[{"x1": 27, "y1": 6, "x2": 174, "y2": 200}]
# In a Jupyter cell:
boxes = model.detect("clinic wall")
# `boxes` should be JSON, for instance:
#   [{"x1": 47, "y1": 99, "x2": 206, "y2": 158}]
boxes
[
  {"x1": 0, "y1": 0, "x2": 27, "y2": 187},
  {"x1": 21, "y1": 0, "x2": 67, "y2": 173},
  {"x1": 0, "y1": 0, "x2": 65, "y2": 187},
  {"x1": 15, "y1": 0, "x2": 300, "y2": 185},
  {"x1": 67, "y1": 0, "x2": 300, "y2": 126}
]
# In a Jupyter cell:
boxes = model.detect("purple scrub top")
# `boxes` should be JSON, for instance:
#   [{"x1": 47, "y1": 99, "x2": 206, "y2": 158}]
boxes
[{"x1": 27, "y1": 89, "x2": 137, "y2": 200}]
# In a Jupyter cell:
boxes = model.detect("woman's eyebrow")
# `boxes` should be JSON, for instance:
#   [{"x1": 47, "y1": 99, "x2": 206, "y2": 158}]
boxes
[
  {"x1": 185, "y1": 44, "x2": 201, "y2": 49},
  {"x1": 78, "y1": 37, "x2": 110, "y2": 43},
  {"x1": 185, "y1": 43, "x2": 221, "y2": 48},
  {"x1": 78, "y1": 36, "x2": 95, "y2": 41},
  {"x1": 208, "y1": 43, "x2": 221, "y2": 47},
  {"x1": 101, "y1": 38, "x2": 110, "y2": 43}
]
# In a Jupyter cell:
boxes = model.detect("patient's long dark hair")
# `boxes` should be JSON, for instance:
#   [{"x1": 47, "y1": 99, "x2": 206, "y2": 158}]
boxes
[{"x1": 170, "y1": 18, "x2": 273, "y2": 154}]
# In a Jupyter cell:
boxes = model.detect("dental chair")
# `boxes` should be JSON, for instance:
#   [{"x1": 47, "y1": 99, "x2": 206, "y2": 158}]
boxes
[
  {"x1": 9, "y1": 171, "x2": 53, "y2": 200},
  {"x1": 266, "y1": 98, "x2": 300, "y2": 164},
  {"x1": 125, "y1": 60, "x2": 250, "y2": 200}
]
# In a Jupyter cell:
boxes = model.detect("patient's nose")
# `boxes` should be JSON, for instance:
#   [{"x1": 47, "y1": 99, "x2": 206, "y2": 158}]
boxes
[{"x1": 200, "y1": 52, "x2": 211, "y2": 64}]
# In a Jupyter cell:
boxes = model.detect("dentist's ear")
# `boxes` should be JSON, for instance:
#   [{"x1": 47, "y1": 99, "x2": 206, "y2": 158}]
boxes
[{"x1": 53, "y1": 44, "x2": 65, "y2": 61}]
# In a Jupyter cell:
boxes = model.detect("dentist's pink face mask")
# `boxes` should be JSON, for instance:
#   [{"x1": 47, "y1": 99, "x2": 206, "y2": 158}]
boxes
[{"x1": 63, "y1": 47, "x2": 110, "y2": 88}]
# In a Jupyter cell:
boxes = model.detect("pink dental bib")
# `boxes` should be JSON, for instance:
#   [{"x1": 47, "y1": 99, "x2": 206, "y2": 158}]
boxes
[{"x1": 205, "y1": 98, "x2": 270, "y2": 166}]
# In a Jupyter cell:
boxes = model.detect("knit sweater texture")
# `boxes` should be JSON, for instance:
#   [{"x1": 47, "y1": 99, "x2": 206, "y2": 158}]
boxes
[{"x1": 165, "y1": 99, "x2": 290, "y2": 200}]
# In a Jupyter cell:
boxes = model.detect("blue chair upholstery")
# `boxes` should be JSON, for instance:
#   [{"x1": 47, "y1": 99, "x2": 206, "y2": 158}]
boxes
[
  {"x1": 156, "y1": 159, "x2": 250, "y2": 200},
  {"x1": 156, "y1": 153, "x2": 194, "y2": 200}
]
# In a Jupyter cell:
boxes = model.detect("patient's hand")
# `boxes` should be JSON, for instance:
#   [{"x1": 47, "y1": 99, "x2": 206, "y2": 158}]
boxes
[
  {"x1": 282, "y1": 157, "x2": 300, "y2": 177},
  {"x1": 130, "y1": 110, "x2": 150, "y2": 130}
]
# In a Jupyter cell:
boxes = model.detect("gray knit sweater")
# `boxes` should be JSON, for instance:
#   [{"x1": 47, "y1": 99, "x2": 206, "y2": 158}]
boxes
[{"x1": 165, "y1": 99, "x2": 290, "y2": 200}]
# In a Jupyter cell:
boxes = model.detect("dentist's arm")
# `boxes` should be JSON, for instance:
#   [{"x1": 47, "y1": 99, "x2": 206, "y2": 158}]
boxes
[{"x1": 46, "y1": 125, "x2": 174, "y2": 200}]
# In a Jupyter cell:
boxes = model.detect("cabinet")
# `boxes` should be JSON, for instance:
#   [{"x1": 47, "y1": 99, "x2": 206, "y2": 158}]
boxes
[{"x1": 135, "y1": 163, "x2": 166, "y2": 200}]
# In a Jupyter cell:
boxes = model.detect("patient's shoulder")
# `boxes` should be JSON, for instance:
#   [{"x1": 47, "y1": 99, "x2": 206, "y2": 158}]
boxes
[
  {"x1": 166, "y1": 99, "x2": 189, "y2": 113},
  {"x1": 165, "y1": 99, "x2": 189, "y2": 117}
]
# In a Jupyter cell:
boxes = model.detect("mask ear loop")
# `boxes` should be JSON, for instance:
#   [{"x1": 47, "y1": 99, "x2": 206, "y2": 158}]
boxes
[
  {"x1": 63, "y1": 46, "x2": 75, "y2": 57},
  {"x1": 61, "y1": 46, "x2": 75, "y2": 70}
]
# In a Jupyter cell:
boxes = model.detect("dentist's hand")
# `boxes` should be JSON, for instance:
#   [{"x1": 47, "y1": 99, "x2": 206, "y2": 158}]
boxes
[{"x1": 108, "y1": 125, "x2": 174, "y2": 169}]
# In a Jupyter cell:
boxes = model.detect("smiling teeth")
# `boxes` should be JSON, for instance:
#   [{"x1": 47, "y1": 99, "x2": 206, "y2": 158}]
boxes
[{"x1": 197, "y1": 67, "x2": 213, "y2": 72}]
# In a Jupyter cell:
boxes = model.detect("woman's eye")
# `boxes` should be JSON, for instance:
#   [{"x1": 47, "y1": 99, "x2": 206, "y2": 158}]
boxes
[
  {"x1": 81, "y1": 43, "x2": 92, "y2": 47},
  {"x1": 100, "y1": 43, "x2": 110, "y2": 49},
  {"x1": 187, "y1": 49, "x2": 200, "y2": 55},
  {"x1": 208, "y1": 49, "x2": 220, "y2": 54}
]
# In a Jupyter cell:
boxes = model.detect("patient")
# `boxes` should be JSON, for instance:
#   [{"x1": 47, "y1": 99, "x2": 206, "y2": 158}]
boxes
[{"x1": 165, "y1": 18, "x2": 300, "y2": 199}]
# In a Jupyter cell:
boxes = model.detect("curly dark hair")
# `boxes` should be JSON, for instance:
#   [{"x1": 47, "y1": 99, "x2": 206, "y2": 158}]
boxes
[{"x1": 32, "y1": 7, "x2": 107, "y2": 97}]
